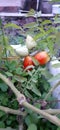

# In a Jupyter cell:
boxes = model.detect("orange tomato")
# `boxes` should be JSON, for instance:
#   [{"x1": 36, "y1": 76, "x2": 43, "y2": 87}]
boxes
[
  {"x1": 34, "y1": 51, "x2": 50, "y2": 65},
  {"x1": 23, "y1": 56, "x2": 34, "y2": 70}
]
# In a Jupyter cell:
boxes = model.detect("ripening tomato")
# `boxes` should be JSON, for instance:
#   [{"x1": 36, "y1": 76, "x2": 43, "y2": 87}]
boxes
[
  {"x1": 34, "y1": 51, "x2": 50, "y2": 65},
  {"x1": 23, "y1": 56, "x2": 34, "y2": 70}
]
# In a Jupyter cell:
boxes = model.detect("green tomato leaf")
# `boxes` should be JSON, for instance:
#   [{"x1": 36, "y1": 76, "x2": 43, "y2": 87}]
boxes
[
  {"x1": 52, "y1": 63, "x2": 60, "y2": 68},
  {"x1": 5, "y1": 72, "x2": 13, "y2": 77},
  {"x1": 14, "y1": 75, "x2": 27, "y2": 83},
  {"x1": 27, "y1": 84, "x2": 41, "y2": 97},
  {"x1": 4, "y1": 23, "x2": 23, "y2": 30},
  {"x1": 0, "y1": 121, "x2": 5, "y2": 128},
  {"x1": 27, "y1": 124, "x2": 37, "y2": 130},
  {"x1": 41, "y1": 20, "x2": 52, "y2": 26},
  {"x1": 24, "y1": 90, "x2": 33, "y2": 99},
  {"x1": 6, "y1": 45, "x2": 16, "y2": 56},
  {"x1": 0, "y1": 83, "x2": 8, "y2": 92},
  {"x1": 48, "y1": 74, "x2": 60, "y2": 82},
  {"x1": 25, "y1": 115, "x2": 32, "y2": 126},
  {"x1": 0, "y1": 111, "x2": 5, "y2": 118},
  {"x1": 0, "y1": 127, "x2": 16, "y2": 130},
  {"x1": 32, "y1": 86, "x2": 41, "y2": 97},
  {"x1": 24, "y1": 22, "x2": 37, "y2": 29},
  {"x1": 57, "y1": 127, "x2": 60, "y2": 130},
  {"x1": 32, "y1": 57, "x2": 39, "y2": 66}
]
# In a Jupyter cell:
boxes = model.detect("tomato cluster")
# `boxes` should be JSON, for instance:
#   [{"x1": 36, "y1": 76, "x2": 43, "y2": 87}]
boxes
[{"x1": 23, "y1": 51, "x2": 50, "y2": 70}]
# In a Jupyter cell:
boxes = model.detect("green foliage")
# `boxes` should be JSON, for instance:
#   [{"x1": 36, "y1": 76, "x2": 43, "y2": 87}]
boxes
[
  {"x1": 51, "y1": 0, "x2": 60, "y2": 2},
  {"x1": 9, "y1": 35, "x2": 24, "y2": 45},
  {"x1": 0, "y1": 122, "x2": 5, "y2": 128},
  {"x1": 4, "y1": 23, "x2": 23, "y2": 30},
  {"x1": 52, "y1": 62, "x2": 60, "y2": 68},
  {"x1": 0, "y1": 128, "x2": 16, "y2": 130},
  {"x1": 57, "y1": 127, "x2": 60, "y2": 130},
  {"x1": 48, "y1": 73, "x2": 60, "y2": 82},
  {"x1": 0, "y1": 111, "x2": 5, "y2": 118},
  {"x1": 0, "y1": 127, "x2": 16, "y2": 130},
  {"x1": 27, "y1": 124, "x2": 37, "y2": 130},
  {"x1": 23, "y1": 19, "x2": 56, "y2": 55},
  {"x1": 0, "y1": 83, "x2": 8, "y2": 92}
]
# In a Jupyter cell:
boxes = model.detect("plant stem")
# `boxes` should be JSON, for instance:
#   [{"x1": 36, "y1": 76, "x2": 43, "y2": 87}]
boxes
[
  {"x1": 0, "y1": 106, "x2": 25, "y2": 116},
  {"x1": 19, "y1": 124, "x2": 23, "y2": 130},
  {"x1": 23, "y1": 101, "x2": 60, "y2": 126},
  {"x1": 44, "y1": 109, "x2": 60, "y2": 115},
  {"x1": 0, "y1": 19, "x2": 7, "y2": 58},
  {"x1": 0, "y1": 105, "x2": 60, "y2": 115}
]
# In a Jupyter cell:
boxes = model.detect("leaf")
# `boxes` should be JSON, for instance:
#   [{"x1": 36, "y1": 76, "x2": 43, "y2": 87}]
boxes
[
  {"x1": 48, "y1": 74, "x2": 60, "y2": 82},
  {"x1": 27, "y1": 9, "x2": 35, "y2": 16},
  {"x1": 6, "y1": 45, "x2": 16, "y2": 56},
  {"x1": 25, "y1": 115, "x2": 32, "y2": 126},
  {"x1": 5, "y1": 72, "x2": 13, "y2": 77},
  {"x1": 24, "y1": 90, "x2": 33, "y2": 99},
  {"x1": 39, "y1": 126, "x2": 43, "y2": 130},
  {"x1": 41, "y1": 20, "x2": 52, "y2": 26},
  {"x1": 41, "y1": 68, "x2": 52, "y2": 80},
  {"x1": 0, "y1": 45, "x2": 3, "y2": 56},
  {"x1": 14, "y1": 75, "x2": 27, "y2": 83},
  {"x1": 0, "y1": 121, "x2": 5, "y2": 128},
  {"x1": 57, "y1": 127, "x2": 60, "y2": 130},
  {"x1": 0, "y1": 83, "x2": 8, "y2": 92},
  {"x1": 11, "y1": 100, "x2": 18, "y2": 109},
  {"x1": 34, "y1": 103, "x2": 41, "y2": 109},
  {"x1": 25, "y1": 113, "x2": 39, "y2": 127},
  {"x1": 0, "y1": 127, "x2": 16, "y2": 130},
  {"x1": 38, "y1": 27, "x2": 45, "y2": 34},
  {"x1": 54, "y1": 17, "x2": 60, "y2": 24},
  {"x1": 35, "y1": 11, "x2": 41, "y2": 17},
  {"x1": 30, "y1": 113, "x2": 40, "y2": 124},
  {"x1": 27, "y1": 84, "x2": 41, "y2": 97},
  {"x1": 32, "y1": 57, "x2": 39, "y2": 66},
  {"x1": 0, "y1": 111, "x2": 5, "y2": 118},
  {"x1": 6, "y1": 120, "x2": 12, "y2": 126},
  {"x1": 56, "y1": 32, "x2": 60, "y2": 43},
  {"x1": 52, "y1": 0, "x2": 60, "y2": 2},
  {"x1": 4, "y1": 23, "x2": 23, "y2": 30},
  {"x1": 6, "y1": 61, "x2": 17, "y2": 72},
  {"x1": 2, "y1": 97, "x2": 8, "y2": 106},
  {"x1": 34, "y1": 32, "x2": 44, "y2": 41},
  {"x1": 52, "y1": 63, "x2": 60, "y2": 68},
  {"x1": 27, "y1": 124, "x2": 37, "y2": 130},
  {"x1": 24, "y1": 22, "x2": 38, "y2": 29}
]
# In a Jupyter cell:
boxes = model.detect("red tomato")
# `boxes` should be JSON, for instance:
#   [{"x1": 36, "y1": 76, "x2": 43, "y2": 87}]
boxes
[
  {"x1": 34, "y1": 51, "x2": 50, "y2": 65},
  {"x1": 23, "y1": 56, "x2": 34, "y2": 70}
]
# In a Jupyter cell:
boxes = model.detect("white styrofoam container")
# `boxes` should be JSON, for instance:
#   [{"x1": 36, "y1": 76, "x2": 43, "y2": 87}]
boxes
[
  {"x1": 48, "y1": 58, "x2": 60, "y2": 108},
  {"x1": 52, "y1": 4, "x2": 60, "y2": 14}
]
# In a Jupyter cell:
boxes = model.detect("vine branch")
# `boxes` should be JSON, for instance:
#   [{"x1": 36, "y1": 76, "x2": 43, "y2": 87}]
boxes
[
  {"x1": 0, "y1": 106, "x2": 25, "y2": 116},
  {"x1": 0, "y1": 105, "x2": 60, "y2": 115}
]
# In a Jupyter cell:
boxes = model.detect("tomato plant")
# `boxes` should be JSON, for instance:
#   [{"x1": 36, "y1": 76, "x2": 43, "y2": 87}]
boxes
[
  {"x1": 0, "y1": 14, "x2": 60, "y2": 130},
  {"x1": 34, "y1": 51, "x2": 50, "y2": 65},
  {"x1": 23, "y1": 56, "x2": 34, "y2": 70}
]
